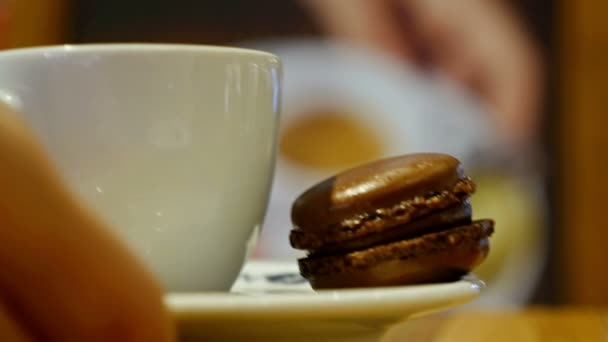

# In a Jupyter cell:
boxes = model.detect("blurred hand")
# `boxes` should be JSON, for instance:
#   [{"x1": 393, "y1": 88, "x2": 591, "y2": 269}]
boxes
[
  {"x1": 304, "y1": 0, "x2": 543, "y2": 147},
  {"x1": 0, "y1": 103, "x2": 174, "y2": 341}
]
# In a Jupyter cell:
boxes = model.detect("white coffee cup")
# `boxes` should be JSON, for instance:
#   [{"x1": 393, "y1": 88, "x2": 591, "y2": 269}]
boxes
[{"x1": 0, "y1": 44, "x2": 281, "y2": 292}]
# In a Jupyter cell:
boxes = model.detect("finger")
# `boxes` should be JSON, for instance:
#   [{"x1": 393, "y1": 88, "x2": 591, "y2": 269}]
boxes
[
  {"x1": 399, "y1": 0, "x2": 481, "y2": 86},
  {"x1": 466, "y1": 2, "x2": 543, "y2": 146},
  {"x1": 403, "y1": 0, "x2": 543, "y2": 145},
  {"x1": 0, "y1": 103, "x2": 175, "y2": 341},
  {"x1": 482, "y1": 48, "x2": 542, "y2": 147},
  {"x1": 302, "y1": 0, "x2": 416, "y2": 59}
]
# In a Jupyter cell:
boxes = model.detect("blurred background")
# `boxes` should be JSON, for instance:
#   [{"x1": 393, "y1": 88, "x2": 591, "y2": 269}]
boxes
[{"x1": 3, "y1": 0, "x2": 606, "y2": 308}]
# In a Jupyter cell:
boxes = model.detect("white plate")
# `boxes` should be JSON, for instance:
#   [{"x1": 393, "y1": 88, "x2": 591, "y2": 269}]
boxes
[{"x1": 167, "y1": 260, "x2": 483, "y2": 341}]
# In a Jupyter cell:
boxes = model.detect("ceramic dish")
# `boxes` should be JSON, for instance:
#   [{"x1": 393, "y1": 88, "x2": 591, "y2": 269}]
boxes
[{"x1": 167, "y1": 260, "x2": 483, "y2": 341}]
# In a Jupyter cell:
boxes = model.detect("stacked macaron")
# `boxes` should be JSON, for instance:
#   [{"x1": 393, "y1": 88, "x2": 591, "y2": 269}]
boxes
[{"x1": 289, "y1": 153, "x2": 494, "y2": 289}]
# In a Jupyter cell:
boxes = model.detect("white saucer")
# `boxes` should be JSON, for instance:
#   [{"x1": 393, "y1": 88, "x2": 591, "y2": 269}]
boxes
[{"x1": 167, "y1": 260, "x2": 483, "y2": 341}]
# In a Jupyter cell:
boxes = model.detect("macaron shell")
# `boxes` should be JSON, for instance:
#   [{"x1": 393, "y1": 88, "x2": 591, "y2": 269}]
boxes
[
  {"x1": 299, "y1": 220, "x2": 493, "y2": 289},
  {"x1": 291, "y1": 153, "x2": 464, "y2": 232},
  {"x1": 290, "y1": 178, "x2": 475, "y2": 250}
]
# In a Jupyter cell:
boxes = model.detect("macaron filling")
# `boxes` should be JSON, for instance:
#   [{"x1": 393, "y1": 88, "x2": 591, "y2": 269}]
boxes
[
  {"x1": 299, "y1": 220, "x2": 494, "y2": 279},
  {"x1": 308, "y1": 202, "x2": 473, "y2": 257}
]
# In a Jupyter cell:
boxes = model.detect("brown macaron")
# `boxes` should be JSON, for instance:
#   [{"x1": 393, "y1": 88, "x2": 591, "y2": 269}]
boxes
[{"x1": 289, "y1": 153, "x2": 494, "y2": 289}]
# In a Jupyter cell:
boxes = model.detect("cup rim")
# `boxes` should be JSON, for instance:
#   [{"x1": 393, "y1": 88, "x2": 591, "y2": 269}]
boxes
[{"x1": 0, "y1": 43, "x2": 280, "y2": 60}]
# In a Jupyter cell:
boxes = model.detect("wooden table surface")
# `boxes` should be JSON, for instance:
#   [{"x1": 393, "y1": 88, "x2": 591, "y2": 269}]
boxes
[{"x1": 382, "y1": 309, "x2": 607, "y2": 341}]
